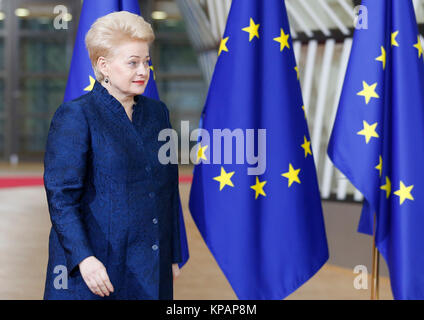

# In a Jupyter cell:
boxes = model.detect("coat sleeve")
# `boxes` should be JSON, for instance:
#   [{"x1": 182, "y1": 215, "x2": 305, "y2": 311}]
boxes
[
  {"x1": 161, "y1": 101, "x2": 183, "y2": 264},
  {"x1": 43, "y1": 102, "x2": 94, "y2": 276}
]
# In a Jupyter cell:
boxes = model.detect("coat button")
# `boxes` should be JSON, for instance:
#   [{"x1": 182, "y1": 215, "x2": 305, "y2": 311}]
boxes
[
  {"x1": 149, "y1": 192, "x2": 155, "y2": 198},
  {"x1": 152, "y1": 218, "x2": 158, "y2": 224},
  {"x1": 145, "y1": 165, "x2": 151, "y2": 172},
  {"x1": 152, "y1": 244, "x2": 158, "y2": 251}
]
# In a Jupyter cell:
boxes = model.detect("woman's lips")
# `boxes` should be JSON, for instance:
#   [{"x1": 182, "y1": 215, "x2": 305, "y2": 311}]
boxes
[{"x1": 133, "y1": 80, "x2": 145, "y2": 85}]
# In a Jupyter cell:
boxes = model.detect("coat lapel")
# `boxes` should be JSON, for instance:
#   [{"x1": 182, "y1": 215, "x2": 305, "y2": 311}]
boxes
[{"x1": 91, "y1": 80, "x2": 145, "y2": 152}]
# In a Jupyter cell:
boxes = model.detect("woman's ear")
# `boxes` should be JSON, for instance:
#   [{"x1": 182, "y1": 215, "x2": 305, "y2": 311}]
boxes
[{"x1": 97, "y1": 56, "x2": 108, "y2": 77}]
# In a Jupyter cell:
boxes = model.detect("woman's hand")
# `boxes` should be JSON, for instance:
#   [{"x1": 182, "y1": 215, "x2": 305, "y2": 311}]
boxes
[
  {"x1": 172, "y1": 263, "x2": 181, "y2": 280},
  {"x1": 79, "y1": 256, "x2": 114, "y2": 297}
]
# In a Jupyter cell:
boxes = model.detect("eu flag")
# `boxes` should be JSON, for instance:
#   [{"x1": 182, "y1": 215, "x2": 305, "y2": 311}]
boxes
[
  {"x1": 63, "y1": 0, "x2": 189, "y2": 267},
  {"x1": 328, "y1": 0, "x2": 424, "y2": 299},
  {"x1": 189, "y1": 0, "x2": 328, "y2": 299}
]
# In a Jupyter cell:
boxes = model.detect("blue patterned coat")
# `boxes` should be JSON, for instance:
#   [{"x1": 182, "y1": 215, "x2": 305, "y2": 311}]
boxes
[{"x1": 43, "y1": 81, "x2": 182, "y2": 300}]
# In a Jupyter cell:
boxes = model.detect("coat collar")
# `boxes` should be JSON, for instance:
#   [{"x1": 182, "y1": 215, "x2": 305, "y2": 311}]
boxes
[{"x1": 91, "y1": 80, "x2": 142, "y2": 114}]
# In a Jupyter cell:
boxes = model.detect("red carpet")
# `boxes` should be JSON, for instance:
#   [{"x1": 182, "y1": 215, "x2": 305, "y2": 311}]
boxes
[
  {"x1": 0, "y1": 177, "x2": 44, "y2": 188},
  {"x1": 0, "y1": 175, "x2": 193, "y2": 189}
]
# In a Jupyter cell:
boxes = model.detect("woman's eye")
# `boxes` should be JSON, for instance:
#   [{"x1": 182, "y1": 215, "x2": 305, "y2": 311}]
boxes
[{"x1": 129, "y1": 61, "x2": 137, "y2": 66}]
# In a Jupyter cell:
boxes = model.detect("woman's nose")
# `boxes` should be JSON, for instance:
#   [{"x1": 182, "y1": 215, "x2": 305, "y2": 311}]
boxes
[{"x1": 138, "y1": 63, "x2": 149, "y2": 76}]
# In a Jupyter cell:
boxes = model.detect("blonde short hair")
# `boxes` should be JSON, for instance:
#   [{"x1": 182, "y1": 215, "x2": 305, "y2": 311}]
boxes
[{"x1": 85, "y1": 11, "x2": 155, "y2": 82}]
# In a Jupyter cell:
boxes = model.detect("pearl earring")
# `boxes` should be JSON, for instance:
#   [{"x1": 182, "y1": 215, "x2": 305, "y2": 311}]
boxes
[{"x1": 105, "y1": 77, "x2": 109, "y2": 83}]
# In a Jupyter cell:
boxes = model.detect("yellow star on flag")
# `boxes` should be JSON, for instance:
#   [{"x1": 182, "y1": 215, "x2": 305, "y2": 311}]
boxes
[
  {"x1": 391, "y1": 31, "x2": 399, "y2": 47},
  {"x1": 149, "y1": 65, "x2": 156, "y2": 80},
  {"x1": 218, "y1": 37, "x2": 229, "y2": 56},
  {"x1": 213, "y1": 167, "x2": 235, "y2": 191},
  {"x1": 84, "y1": 75, "x2": 95, "y2": 91},
  {"x1": 301, "y1": 136, "x2": 312, "y2": 158},
  {"x1": 380, "y1": 176, "x2": 391, "y2": 199},
  {"x1": 394, "y1": 181, "x2": 414, "y2": 205},
  {"x1": 281, "y1": 163, "x2": 301, "y2": 187},
  {"x1": 242, "y1": 18, "x2": 260, "y2": 42},
  {"x1": 273, "y1": 28, "x2": 290, "y2": 52},
  {"x1": 375, "y1": 156, "x2": 383, "y2": 177},
  {"x1": 413, "y1": 36, "x2": 423, "y2": 58},
  {"x1": 357, "y1": 81, "x2": 380, "y2": 104},
  {"x1": 375, "y1": 46, "x2": 386, "y2": 70},
  {"x1": 295, "y1": 66, "x2": 299, "y2": 80},
  {"x1": 196, "y1": 144, "x2": 208, "y2": 163},
  {"x1": 357, "y1": 120, "x2": 379, "y2": 144},
  {"x1": 302, "y1": 105, "x2": 306, "y2": 118},
  {"x1": 250, "y1": 176, "x2": 267, "y2": 199}
]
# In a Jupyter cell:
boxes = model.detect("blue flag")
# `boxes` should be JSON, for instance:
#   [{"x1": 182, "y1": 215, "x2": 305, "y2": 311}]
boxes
[
  {"x1": 189, "y1": 0, "x2": 328, "y2": 299},
  {"x1": 64, "y1": 0, "x2": 189, "y2": 267},
  {"x1": 328, "y1": 0, "x2": 424, "y2": 299}
]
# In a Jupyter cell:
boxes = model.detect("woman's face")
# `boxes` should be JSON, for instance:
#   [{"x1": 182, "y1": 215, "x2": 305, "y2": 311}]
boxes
[{"x1": 102, "y1": 40, "x2": 151, "y2": 97}]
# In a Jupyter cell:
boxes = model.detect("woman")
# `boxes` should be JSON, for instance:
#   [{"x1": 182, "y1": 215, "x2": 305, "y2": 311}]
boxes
[{"x1": 43, "y1": 11, "x2": 182, "y2": 300}]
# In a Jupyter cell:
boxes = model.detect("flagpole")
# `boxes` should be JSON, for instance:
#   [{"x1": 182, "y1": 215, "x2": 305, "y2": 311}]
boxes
[{"x1": 370, "y1": 213, "x2": 380, "y2": 300}]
